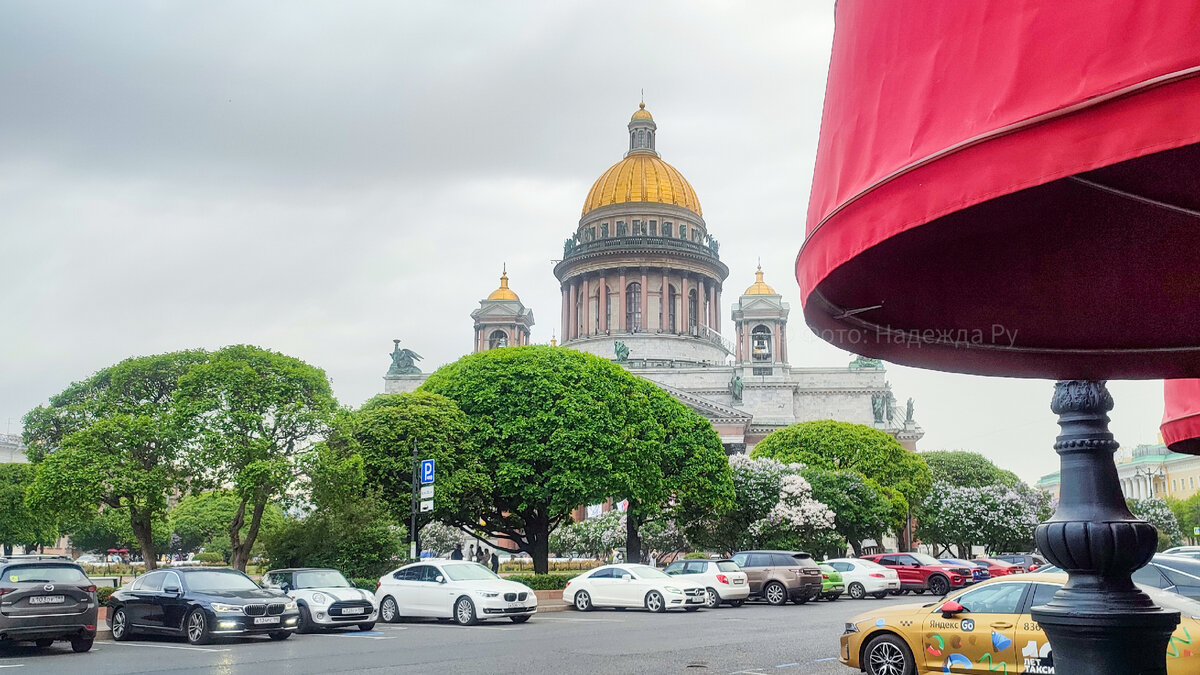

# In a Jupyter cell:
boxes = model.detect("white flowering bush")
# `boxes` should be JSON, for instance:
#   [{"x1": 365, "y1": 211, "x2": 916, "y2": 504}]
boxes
[
  {"x1": 1127, "y1": 497, "x2": 1184, "y2": 550},
  {"x1": 917, "y1": 481, "x2": 1052, "y2": 556}
]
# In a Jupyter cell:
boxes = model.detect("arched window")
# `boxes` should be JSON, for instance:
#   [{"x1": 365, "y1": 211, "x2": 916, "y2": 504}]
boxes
[
  {"x1": 667, "y1": 285, "x2": 677, "y2": 333},
  {"x1": 688, "y1": 289, "x2": 698, "y2": 330},
  {"x1": 489, "y1": 330, "x2": 509, "y2": 349},
  {"x1": 752, "y1": 325, "x2": 772, "y2": 362},
  {"x1": 626, "y1": 282, "x2": 642, "y2": 331}
]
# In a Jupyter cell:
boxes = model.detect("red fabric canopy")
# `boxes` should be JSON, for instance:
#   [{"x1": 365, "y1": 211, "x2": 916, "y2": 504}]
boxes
[
  {"x1": 799, "y1": 0, "x2": 1200, "y2": 378},
  {"x1": 1163, "y1": 380, "x2": 1200, "y2": 455}
]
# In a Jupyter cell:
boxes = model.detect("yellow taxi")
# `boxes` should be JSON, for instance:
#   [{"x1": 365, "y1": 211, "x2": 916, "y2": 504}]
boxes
[{"x1": 839, "y1": 572, "x2": 1199, "y2": 674}]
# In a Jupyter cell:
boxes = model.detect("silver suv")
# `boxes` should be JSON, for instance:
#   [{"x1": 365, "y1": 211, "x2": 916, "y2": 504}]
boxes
[{"x1": 0, "y1": 555, "x2": 98, "y2": 652}]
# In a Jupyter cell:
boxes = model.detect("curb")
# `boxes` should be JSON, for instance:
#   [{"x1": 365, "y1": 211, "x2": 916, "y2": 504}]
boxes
[{"x1": 96, "y1": 621, "x2": 112, "y2": 641}]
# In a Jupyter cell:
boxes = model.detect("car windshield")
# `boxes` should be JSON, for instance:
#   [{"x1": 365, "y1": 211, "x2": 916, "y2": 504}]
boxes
[
  {"x1": 630, "y1": 565, "x2": 670, "y2": 579},
  {"x1": 295, "y1": 570, "x2": 351, "y2": 588},
  {"x1": 910, "y1": 553, "x2": 942, "y2": 565},
  {"x1": 443, "y1": 564, "x2": 499, "y2": 581},
  {"x1": 716, "y1": 561, "x2": 740, "y2": 572},
  {"x1": 184, "y1": 570, "x2": 260, "y2": 592},
  {"x1": 3, "y1": 565, "x2": 87, "y2": 584}
]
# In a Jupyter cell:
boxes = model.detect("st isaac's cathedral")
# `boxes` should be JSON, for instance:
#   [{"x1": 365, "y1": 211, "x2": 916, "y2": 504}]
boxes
[{"x1": 385, "y1": 102, "x2": 923, "y2": 454}]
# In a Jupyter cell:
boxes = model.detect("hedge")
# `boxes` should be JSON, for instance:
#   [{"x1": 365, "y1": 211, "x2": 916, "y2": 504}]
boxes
[
  {"x1": 195, "y1": 552, "x2": 225, "y2": 564},
  {"x1": 97, "y1": 587, "x2": 115, "y2": 605},
  {"x1": 351, "y1": 577, "x2": 379, "y2": 591},
  {"x1": 504, "y1": 574, "x2": 579, "y2": 591}
]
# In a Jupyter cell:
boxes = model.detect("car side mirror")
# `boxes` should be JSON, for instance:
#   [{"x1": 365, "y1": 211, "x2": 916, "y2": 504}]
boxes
[
  {"x1": 281, "y1": 583, "x2": 292, "y2": 593},
  {"x1": 163, "y1": 585, "x2": 181, "y2": 595},
  {"x1": 621, "y1": 574, "x2": 632, "y2": 581},
  {"x1": 435, "y1": 575, "x2": 446, "y2": 584},
  {"x1": 939, "y1": 600, "x2": 964, "y2": 618}
]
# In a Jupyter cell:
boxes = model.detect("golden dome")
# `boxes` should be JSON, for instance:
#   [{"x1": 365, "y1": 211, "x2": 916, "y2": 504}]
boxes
[
  {"x1": 631, "y1": 101, "x2": 653, "y2": 121},
  {"x1": 582, "y1": 153, "x2": 702, "y2": 217},
  {"x1": 487, "y1": 266, "x2": 520, "y2": 301},
  {"x1": 744, "y1": 263, "x2": 777, "y2": 295}
]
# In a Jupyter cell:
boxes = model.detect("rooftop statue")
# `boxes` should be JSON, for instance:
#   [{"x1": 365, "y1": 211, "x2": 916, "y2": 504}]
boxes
[
  {"x1": 849, "y1": 355, "x2": 883, "y2": 370},
  {"x1": 730, "y1": 374, "x2": 743, "y2": 402},
  {"x1": 614, "y1": 341, "x2": 629, "y2": 362},
  {"x1": 905, "y1": 397, "x2": 915, "y2": 426},
  {"x1": 387, "y1": 339, "x2": 423, "y2": 375},
  {"x1": 871, "y1": 392, "x2": 885, "y2": 424}
]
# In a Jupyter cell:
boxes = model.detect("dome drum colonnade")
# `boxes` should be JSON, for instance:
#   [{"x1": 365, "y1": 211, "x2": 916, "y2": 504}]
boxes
[{"x1": 553, "y1": 103, "x2": 731, "y2": 360}]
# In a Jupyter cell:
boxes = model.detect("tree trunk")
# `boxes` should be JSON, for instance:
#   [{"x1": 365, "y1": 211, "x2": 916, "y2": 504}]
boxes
[
  {"x1": 626, "y1": 509, "x2": 642, "y2": 565},
  {"x1": 230, "y1": 496, "x2": 267, "y2": 571},
  {"x1": 1, "y1": 544, "x2": 10, "y2": 556},
  {"x1": 129, "y1": 509, "x2": 158, "y2": 571},
  {"x1": 849, "y1": 538, "x2": 863, "y2": 557}
]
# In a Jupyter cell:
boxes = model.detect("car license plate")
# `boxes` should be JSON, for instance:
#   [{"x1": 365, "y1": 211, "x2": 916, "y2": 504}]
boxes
[
  {"x1": 29, "y1": 595, "x2": 64, "y2": 605},
  {"x1": 340, "y1": 607, "x2": 364, "y2": 614},
  {"x1": 253, "y1": 616, "x2": 280, "y2": 625},
  {"x1": 506, "y1": 602, "x2": 523, "y2": 609},
  {"x1": 733, "y1": 579, "x2": 743, "y2": 584}
]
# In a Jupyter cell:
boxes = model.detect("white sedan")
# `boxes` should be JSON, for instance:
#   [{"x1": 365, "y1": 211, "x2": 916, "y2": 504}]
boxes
[
  {"x1": 664, "y1": 558, "x2": 750, "y2": 608},
  {"x1": 375, "y1": 560, "x2": 536, "y2": 625},
  {"x1": 823, "y1": 557, "x2": 900, "y2": 599},
  {"x1": 563, "y1": 564, "x2": 706, "y2": 612}
]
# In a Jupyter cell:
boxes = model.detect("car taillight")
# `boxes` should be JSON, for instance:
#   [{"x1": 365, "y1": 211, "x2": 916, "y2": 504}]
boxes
[
  {"x1": 869, "y1": 573, "x2": 885, "y2": 578},
  {"x1": 1029, "y1": 565, "x2": 1040, "y2": 571},
  {"x1": 789, "y1": 568, "x2": 801, "y2": 575},
  {"x1": 565, "y1": 579, "x2": 572, "y2": 587},
  {"x1": 82, "y1": 585, "x2": 97, "y2": 593},
  {"x1": 0, "y1": 588, "x2": 13, "y2": 596},
  {"x1": 375, "y1": 581, "x2": 381, "y2": 591},
  {"x1": 716, "y1": 574, "x2": 729, "y2": 584}
]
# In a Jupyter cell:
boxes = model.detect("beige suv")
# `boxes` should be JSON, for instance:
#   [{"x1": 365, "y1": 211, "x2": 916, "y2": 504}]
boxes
[{"x1": 731, "y1": 550, "x2": 822, "y2": 605}]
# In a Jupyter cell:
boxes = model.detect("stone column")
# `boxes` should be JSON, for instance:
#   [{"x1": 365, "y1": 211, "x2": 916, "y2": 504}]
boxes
[
  {"x1": 561, "y1": 286, "x2": 568, "y2": 344},
  {"x1": 661, "y1": 269, "x2": 669, "y2": 331},
  {"x1": 1032, "y1": 380, "x2": 1179, "y2": 675},
  {"x1": 599, "y1": 275, "x2": 608, "y2": 333},
  {"x1": 569, "y1": 281, "x2": 578, "y2": 340},
  {"x1": 618, "y1": 269, "x2": 627, "y2": 332},
  {"x1": 773, "y1": 323, "x2": 781, "y2": 363},
  {"x1": 640, "y1": 268, "x2": 649, "y2": 332},
  {"x1": 713, "y1": 287, "x2": 721, "y2": 333},
  {"x1": 780, "y1": 324, "x2": 787, "y2": 363},
  {"x1": 582, "y1": 276, "x2": 590, "y2": 337},
  {"x1": 681, "y1": 274, "x2": 690, "y2": 333}
]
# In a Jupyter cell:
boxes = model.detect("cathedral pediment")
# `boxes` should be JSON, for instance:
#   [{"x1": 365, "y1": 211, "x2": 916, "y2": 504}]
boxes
[{"x1": 652, "y1": 381, "x2": 753, "y2": 425}]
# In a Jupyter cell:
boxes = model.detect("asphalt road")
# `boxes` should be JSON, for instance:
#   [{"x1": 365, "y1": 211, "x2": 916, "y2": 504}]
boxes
[{"x1": 0, "y1": 594, "x2": 922, "y2": 674}]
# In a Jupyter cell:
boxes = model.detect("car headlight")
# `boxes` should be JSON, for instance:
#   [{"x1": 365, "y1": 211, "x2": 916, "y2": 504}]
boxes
[
  {"x1": 844, "y1": 621, "x2": 859, "y2": 634},
  {"x1": 211, "y1": 603, "x2": 243, "y2": 614},
  {"x1": 284, "y1": 600, "x2": 297, "y2": 611},
  {"x1": 664, "y1": 586, "x2": 681, "y2": 594},
  {"x1": 480, "y1": 592, "x2": 500, "y2": 598},
  {"x1": 311, "y1": 592, "x2": 327, "y2": 605}
]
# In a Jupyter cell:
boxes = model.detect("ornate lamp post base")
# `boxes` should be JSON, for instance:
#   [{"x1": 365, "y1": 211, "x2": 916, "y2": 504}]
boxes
[{"x1": 1032, "y1": 381, "x2": 1179, "y2": 674}]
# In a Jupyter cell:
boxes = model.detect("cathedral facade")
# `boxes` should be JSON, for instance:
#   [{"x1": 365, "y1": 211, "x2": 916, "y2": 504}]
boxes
[{"x1": 385, "y1": 103, "x2": 923, "y2": 453}]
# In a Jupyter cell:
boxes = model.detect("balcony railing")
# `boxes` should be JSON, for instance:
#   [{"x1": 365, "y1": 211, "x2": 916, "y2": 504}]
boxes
[{"x1": 563, "y1": 234, "x2": 720, "y2": 261}]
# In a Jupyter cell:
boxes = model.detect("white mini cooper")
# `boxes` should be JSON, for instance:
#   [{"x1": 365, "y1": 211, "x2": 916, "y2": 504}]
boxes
[{"x1": 261, "y1": 568, "x2": 377, "y2": 632}]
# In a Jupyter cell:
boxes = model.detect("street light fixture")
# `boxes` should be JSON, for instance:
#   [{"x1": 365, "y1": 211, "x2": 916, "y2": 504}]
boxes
[{"x1": 1134, "y1": 465, "x2": 1167, "y2": 499}]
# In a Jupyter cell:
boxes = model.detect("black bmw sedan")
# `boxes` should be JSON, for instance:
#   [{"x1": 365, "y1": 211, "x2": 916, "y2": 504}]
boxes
[{"x1": 107, "y1": 567, "x2": 300, "y2": 645}]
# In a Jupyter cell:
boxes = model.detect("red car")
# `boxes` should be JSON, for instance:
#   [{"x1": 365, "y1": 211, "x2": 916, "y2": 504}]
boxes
[
  {"x1": 973, "y1": 557, "x2": 1025, "y2": 576},
  {"x1": 858, "y1": 552, "x2": 972, "y2": 596}
]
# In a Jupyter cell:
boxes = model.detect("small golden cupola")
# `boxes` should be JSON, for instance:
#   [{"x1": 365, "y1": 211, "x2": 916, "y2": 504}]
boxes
[
  {"x1": 487, "y1": 264, "x2": 520, "y2": 301},
  {"x1": 744, "y1": 262, "x2": 777, "y2": 295}
]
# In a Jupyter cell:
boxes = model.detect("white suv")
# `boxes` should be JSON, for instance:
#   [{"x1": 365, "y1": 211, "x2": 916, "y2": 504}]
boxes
[
  {"x1": 664, "y1": 559, "x2": 750, "y2": 608},
  {"x1": 375, "y1": 561, "x2": 536, "y2": 625}
]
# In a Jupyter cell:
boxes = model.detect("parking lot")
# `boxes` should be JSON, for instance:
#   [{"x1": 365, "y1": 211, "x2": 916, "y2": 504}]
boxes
[{"x1": 0, "y1": 594, "x2": 919, "y2": 674}]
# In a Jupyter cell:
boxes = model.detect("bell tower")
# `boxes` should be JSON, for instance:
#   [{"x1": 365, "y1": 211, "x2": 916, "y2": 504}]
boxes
[
  {"x1": 471, "y1": 265, "x2": 535, "y2": 352},
  {"x1": 731, "y1": 263, "x2": 789, "y2": 376}
]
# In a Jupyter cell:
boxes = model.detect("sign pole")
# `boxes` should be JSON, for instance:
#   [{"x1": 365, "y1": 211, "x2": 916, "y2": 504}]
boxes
[{"x1": 410, "y1": 438, "x2": 418, "y2": 560}]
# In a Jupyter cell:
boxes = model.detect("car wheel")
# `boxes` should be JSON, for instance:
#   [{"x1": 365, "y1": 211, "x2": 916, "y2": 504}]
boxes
[
  {"x1": 764, "y1": 581, "x2": 787, "y2": 606},
  {"x1": 704, "y1": 588, "x2": 721, "y2": 609},
  {"x1": 268, "y1": 631, "x2": 291, "y2": 641},
  {"x1": 33, "y1": 639, "x2": 53, "y2": 649},
  {"x1": 684, "y1": 606, "x2": 700, "y2": 612},
  {"x1": 864, "y1": 633, "x2": 916, "y2": 675},
  {"x1": 728, "y1": 599, "x2": 745, "y2": 607},
  {"x1": 70, "y1": 637, "x2": 93, "y2": 653},
  {"x1": 927, "y1": 575, "x2": 950, "y2": 596},
  {"x1": 357, "y1": 622, "x2": 376, "y2": 631},
  {"x1": 792, "y1": 592, "x2": 809, "y2": 605},
  {"x1": 186, "y1": 608, "x2": 212, "y2": 645},
  {"x1": 889, "y1": 589, "x2": 904, "y2": 596},
  {"x1": 645, "y1": 590, "x2": 666, "y2": 613},
  {"x1": 297, "y1": 605, "x2": 314, "y2": 634},
  {"x1": 110, "y1": 607, "x2": 132, "y2": 641},
  {"x1": 872, "y1": 591, "x2": 889, "y2": 599},
  {"x1": 380, "y1": 596, "x2": 400, "y2": 623},
  {"x1": 574, "y1": 590, "x2": 593, "y2": 612},
  {"x1": 848, "y1": 582, "x2": 866, "y2": 599},
  {"x1": 829, "y1": 593, "x2": 842, "y2": 601},
  {"x1": 913, "y1": 589, "x2": 925, "y2": 595},
  {"x1": 454, "y1": 596, "x2": 478, "y2": 625},
  {"x1": 510, "y1": 615, "x2": 530, "y2": 624}
]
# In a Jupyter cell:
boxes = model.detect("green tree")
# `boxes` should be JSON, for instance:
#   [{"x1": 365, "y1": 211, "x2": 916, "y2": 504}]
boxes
[
  {"x1": 919, "y1": 450, "x2": 1020, "y2": 488},
  {"x1": 176, "y1": 345, "x2": 337, "y2": 570},
  {"x1": 261, "y1": 498, "x2": 407, "y2": 579},
  {"x1": 65, "y1": 507, "x2": 171, "y2": 556},
  {"x1": 751, "y1": 420, "x2": 931, "y2": 546},
  {"x1": 1167, "y1": 494, "x2": 1200, "y2": 544},
  {"x1": 170, "y1": 490, "x2": 285, "y2": 556},
  {"x1": 801, "y1": 468, "x2": 893, "y2": 556},
  {"x1": 0, "y1": 464, "x2": 59, "y2": 555},
  {"x1": 421, "y1": 345, "x2": 689, "y2": 573},
  {"x1": 23, "y1": 350, "x2": 206, "y2": 569}
]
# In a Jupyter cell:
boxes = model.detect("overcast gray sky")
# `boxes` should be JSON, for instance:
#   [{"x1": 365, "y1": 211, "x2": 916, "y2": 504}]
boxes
[{"x1": 0, "y1": 1, "x2": 1166, "y2": 483}]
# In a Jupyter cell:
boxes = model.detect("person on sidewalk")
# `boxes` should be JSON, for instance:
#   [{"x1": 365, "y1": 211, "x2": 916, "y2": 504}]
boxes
[
  {"x1": 490, "y1": 551, "x2": 499, "y2": 573},
  {"x1": 450, "y1": 544, "x2": 463, "y2": 560}
]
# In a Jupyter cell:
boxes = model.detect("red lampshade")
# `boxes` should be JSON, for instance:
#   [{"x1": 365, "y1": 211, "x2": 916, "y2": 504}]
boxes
[
  {"x1": 799, "y1": 0, "x2": 1200, "y2": 379},
  {"x1": 1163, "y1": 380, "x2": 1200, "y2": 455}
]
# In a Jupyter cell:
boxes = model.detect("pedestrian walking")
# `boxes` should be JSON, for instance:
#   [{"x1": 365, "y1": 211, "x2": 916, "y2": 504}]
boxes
[
  {"x1": 490, "y1": 551, "x2": 499, "y2": 573},
  {"x1": 479, "y1": 547, "x2": 488, "y2": 564},
  {"x1": 450, "y1": 544, "x2": 463, "y2": 560},
  {"x1": 468, "y1": 544, "x2": 476, "y2": 562}
]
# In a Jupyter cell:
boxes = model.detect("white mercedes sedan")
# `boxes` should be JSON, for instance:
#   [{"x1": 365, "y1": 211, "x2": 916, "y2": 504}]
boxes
[
  {"x1": 375, "y1": 561, "x2": 536, "y2": 625},
  {"x1": 563, "y1": 564, "x2": 706, "y2": 612}
]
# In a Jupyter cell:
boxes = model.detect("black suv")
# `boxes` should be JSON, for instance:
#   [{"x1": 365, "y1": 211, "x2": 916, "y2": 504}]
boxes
[{"x1": 0, "y1": 554, "x2": 98, "y2": 652}]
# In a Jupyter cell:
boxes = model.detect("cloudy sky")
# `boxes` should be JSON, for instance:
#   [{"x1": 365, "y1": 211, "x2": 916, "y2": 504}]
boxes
[{"x1": 0, "y1": 1, "x2": 1166, "y2": 482}]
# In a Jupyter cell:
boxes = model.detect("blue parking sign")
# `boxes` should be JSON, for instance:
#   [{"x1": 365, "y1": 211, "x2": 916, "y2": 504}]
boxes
[{"x1": 420, "y1": 459, "x2": 435, "y2": 484}]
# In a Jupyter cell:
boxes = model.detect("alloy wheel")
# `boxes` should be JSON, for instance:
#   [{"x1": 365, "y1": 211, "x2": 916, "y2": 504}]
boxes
[
  {"x1": 765, "y1": 582, "x2": 785, "y2": 605},
  {"x1": 848, "y1": 582, "x2": 865, "y2": 599},
  {"x1": 455, "y1": 597, "x2": 476, "y2": 625},
  {"x1": 188, "y1": 610, "x2": 206, "y2": 643},
  {"x1": 381, "y1": 597, "x2": 398, "y2": 623},
  {"x1": 111, "y1": 609, "x2": 127, "y2": 640},
  {"x1": 645, "y1": 591, "x2": 664, "y2": 613},
  {"x1": 705, "y1": 588, "x2": 720, "y2": 609},
  {"x1": 867, "y1": 640, "x2": 907, "y2": 675},
  {"x1": 574, "y1": 591, "x2": 592, "y2": 611}
]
